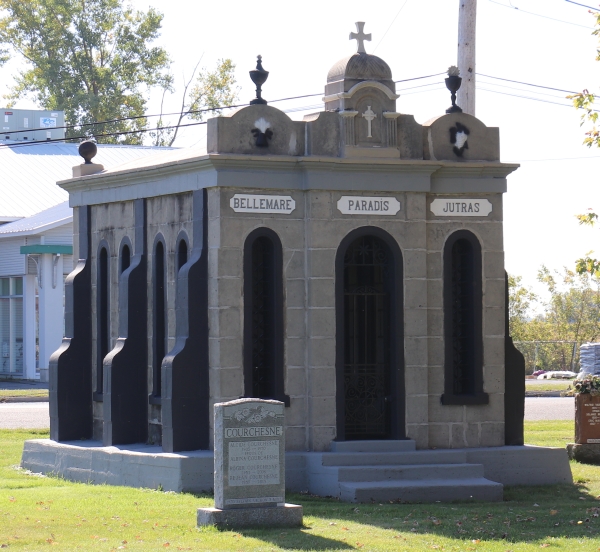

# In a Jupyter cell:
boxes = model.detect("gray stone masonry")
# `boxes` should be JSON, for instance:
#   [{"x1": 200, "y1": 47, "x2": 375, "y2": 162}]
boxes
[
  {"x1": 57, "y1": 51, "x2": 519, "y2": 454},
  {"x1": 206, "y1": 186, "x2": 508, "y2": 450},
  {"x1": 31, "y1": 43, "x2": 575, "y2": 503}
]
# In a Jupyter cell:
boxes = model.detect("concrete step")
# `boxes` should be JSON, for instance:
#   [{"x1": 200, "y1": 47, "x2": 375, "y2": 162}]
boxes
[
  {"x1": 321, "y1": 449, "x2": 468, "y2": 467},
  {"x1": 330, "y1": 440, "x2": 416, "y2": 453},
  {"x1": 337, "y1": 463, "x2": 485, "y2": 482},
  {"x1": 339, "y1": 477, "x2": 504, "y2": 503}
]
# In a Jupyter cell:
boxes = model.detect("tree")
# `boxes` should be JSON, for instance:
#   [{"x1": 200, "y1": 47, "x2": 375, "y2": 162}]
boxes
[
  {"x1": 534, "y1": 267, "x2": 600, "y2": 371},
  {"x1": 537, "y1": 267, "x2": 600, "y2": 346},
  {"x1": 573, "y1": 210, "x2": 600, "y2": 276},
  {"x1": 0, "y1": 0, "x2": 171, "y2": 144},
  {"x1": 507, "y1": 273, "x2": 538, "y2": 342},
  {"x1": 508, "y1": 269, "x2": 600, "y2": 372},
  {"x1": 569, "y1": 9, "x2": 600, "y2": 275},
  {"x1": 569, "y1": 7, "x2": 600, "y2": 148},
  {"x1": 150, "y1": 58, "x2": 239, "y2": 148}
]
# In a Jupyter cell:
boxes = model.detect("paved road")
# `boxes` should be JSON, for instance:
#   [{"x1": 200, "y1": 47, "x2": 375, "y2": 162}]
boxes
[
  {"x1": 0, "y1": 397, "x2": 576, "y2": 430},
  {"x1": 0, "y1": 402, "x2": 50, "y2": 429},
  {"x1": 525, "y1": 397, "x2": 573, "y2": 421}
]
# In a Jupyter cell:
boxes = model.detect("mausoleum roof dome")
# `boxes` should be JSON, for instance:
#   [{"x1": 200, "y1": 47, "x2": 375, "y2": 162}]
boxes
[{"x1": 327, "y1": 52, "x2": 393, "y2": 83}]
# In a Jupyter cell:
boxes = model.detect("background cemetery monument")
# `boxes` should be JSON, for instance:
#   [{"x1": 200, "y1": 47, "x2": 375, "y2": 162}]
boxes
[{"x1": 21, "y1": 22, "x2": 572, "y2": 503}]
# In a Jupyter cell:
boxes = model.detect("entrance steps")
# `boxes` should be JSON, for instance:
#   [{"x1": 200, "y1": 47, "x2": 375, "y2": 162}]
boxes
[{"x1": 305, "y1": 440, "x2": 504, "y2": 503}]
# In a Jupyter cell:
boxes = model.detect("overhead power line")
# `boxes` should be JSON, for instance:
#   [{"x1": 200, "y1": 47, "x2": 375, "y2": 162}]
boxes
[
  {"x1": 477, "y1": 73, "x2": 578, "y2": 94},
  {"x1": 487, "y1": 0, "x2": 594, "y2": 29},
  {"x1": 0, "y1": 120, "x2": 209, "y2": 150},
  {"x1": 565, "y1": 0, "x2": 599, "y2": 10},
  {"x1": 395, "y1": 72, "x2": 446, "y2": 83},
  {"x1": 3, "y1": 73, "x2": 447, "y2": 139},
  {"x1": 478, "y1": 86, "x2": 600, "y2": 112},
  {"x1": 1, "y1": 71, "x2": 596, "y2": 150},
  {"x1": 373, "y1": 0, "x2": 410, "y2": 54},
  {"x1": 477, "y1": 78, "x2": 576, "y2": 99},
  {"x1": 516, "y1": 155, "x2": 600, "y2": 161}
]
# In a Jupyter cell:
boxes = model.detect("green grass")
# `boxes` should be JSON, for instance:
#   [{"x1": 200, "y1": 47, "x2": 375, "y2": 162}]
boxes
[
  {"x1": 525, "y1": 381, "x2": 572, "y2": 393},
  {"x1": 524, "y1": 420, "x2": 574, "y2": 448},
  {"x1": 1, "y1": 423, "x2": 599, "y2": 551},
  {"x1": 0, "y1": 389, "x2": 48, "y2": 400}
]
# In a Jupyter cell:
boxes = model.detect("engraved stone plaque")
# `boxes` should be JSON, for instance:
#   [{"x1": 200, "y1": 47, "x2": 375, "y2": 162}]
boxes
[
  {"x1": 214, "y1": 398, "x2": 285, "y2": 510},
  {"x1": 575, "y1": 394, "x2": 600, "y2": 444},
  {"x1": 230, "y1": 194, "x2": 295, "y2": 214},
  {"x1": 430, "y1": 198, "x2": 492, "y2": 217},
  {"x1": 337, "y1": 196, "x2": 401, "y2": 215}
]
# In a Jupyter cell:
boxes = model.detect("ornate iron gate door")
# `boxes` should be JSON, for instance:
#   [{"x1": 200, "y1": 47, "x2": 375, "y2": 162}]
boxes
[{"x1": 343, "y1": 236, "x2": 392, "y2": 440}]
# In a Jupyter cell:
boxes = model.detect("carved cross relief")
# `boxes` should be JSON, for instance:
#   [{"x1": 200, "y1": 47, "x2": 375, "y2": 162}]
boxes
[{"x1": 362, "y1": 106, "x2": 377, "y2": 138}]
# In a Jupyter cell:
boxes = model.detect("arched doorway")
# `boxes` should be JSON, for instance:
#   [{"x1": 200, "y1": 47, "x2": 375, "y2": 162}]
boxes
[{"x1": 335, "y1": 228, "x2": 404, "y2": 441}]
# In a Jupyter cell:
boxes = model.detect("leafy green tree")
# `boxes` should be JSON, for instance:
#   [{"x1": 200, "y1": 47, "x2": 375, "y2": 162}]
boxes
[
  {"x1": 537, "y1": 267, "x2": 600, "y2": 370},
  {"x1": 507, "y1": 274, "x2": 538, "y2": 341},
  {"x1": 150, "y1": 58, "x2": 239, "y2": 147},
  {"x1": 509, "y1": 269, "x2": 600, "y2": 372},
  {"x1": 574, "y1": 210, "x2": 600, "y2": 276},
  {"x1": 570, "y1": 10, "x2": 600, "y2": 275},
  {"x1": 569, "y1": 8, "x2": 600, "y2": 148},
  {"x1": 537, "y1": 267, "x2": 600, "y2": 343},
  {"x1": 0, "y1": 0, "x2": 171, "y2": 144}
]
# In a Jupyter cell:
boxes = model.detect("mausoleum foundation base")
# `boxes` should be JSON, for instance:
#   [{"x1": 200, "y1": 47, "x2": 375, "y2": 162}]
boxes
[
  {"x1": 197, "y1": 504, "x2": 303, "y2": 528},
  {"x1": 21, "y1": 440, "x2": 572, "y2": 502}
]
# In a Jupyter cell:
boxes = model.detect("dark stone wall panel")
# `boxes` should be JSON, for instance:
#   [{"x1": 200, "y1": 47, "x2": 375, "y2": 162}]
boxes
[
  {"x1": 103, "y1": 199, "x2": 148, "y2": 445},
  {"x1": 505, "y1": 272, "x2": 525, "y2": 446},
  {"x1": 162, "y1": 189, "x2": 210, "y2": 452},
  {"x1": 49, "y1": 206, "x2": 93, "y2": 442}
]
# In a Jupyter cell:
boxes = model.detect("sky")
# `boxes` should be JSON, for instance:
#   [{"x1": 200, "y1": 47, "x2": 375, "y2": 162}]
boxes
[{"x1": 1, "y1": 0, "x2": 599, "y2": 297}]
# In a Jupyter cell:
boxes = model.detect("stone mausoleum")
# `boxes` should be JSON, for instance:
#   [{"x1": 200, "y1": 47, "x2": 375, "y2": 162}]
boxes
[{"x1": 22, "y1": 24, "x2": 572, "y2": 502}]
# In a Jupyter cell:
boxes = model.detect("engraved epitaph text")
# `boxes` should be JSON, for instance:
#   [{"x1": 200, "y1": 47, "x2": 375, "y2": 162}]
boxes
[
  {"x1": 576, "y1": 394, "x2": 600, "y2": 444},
  {"x1": 214, "y1": 398, "x2": 285, "y2": 509}
]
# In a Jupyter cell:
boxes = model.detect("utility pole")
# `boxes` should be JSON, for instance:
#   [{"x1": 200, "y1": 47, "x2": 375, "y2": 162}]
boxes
[{"x1": 457, "y1": 0, "x2": 477, "y2": 116}]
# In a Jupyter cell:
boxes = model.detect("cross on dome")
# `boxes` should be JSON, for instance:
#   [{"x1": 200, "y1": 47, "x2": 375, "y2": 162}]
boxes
[{"x1": 349, "y1": 22, "x2": 371, "y2": 54}]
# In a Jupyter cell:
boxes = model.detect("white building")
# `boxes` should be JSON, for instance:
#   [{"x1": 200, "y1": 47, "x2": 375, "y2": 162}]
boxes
[{"x1": 0, "y1": 141, "x2": 172, "y2": 380}]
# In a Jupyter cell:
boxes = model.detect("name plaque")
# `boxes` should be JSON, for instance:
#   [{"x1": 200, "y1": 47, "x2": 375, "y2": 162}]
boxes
[
  {"x1": 430, "y1": 198, "x2": 492, "y2": 217},
  {"x1": 214, "y1": 398, "x2": 286, "y2": 510},
  {"x1": 337, "y1": 196, "x2": 401, "y2": 215},
  {"x1": 230, "y1": 194, "x2": 295, "y2": 214}
]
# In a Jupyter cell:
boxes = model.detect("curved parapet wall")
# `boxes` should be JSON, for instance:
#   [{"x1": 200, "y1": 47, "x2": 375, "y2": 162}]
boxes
[{"x1": 423, "y1": 113, "x2": 500, "y2": 162}]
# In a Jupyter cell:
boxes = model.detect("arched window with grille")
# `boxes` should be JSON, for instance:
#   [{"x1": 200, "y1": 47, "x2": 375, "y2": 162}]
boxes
[
  {"x1": 176, "y1": 234, "x2": 188, "y2": 272},
  {"x1": 151, "y1": 236, "x2": 167, "y2": 402},
  {"x1": 243, "y1": 228, "x2": 288, "y2": 405},
  {"x1": 95, "y1": 243, "x2": 110, "y2": 400},
  {"x1": 335, "y1": 227, "x2": 404, "y2": 441},
  {"x1": 120, "y1": 241, "x2": 131, "y2": 274},
  {"x1": 442, "y1": 230, "x2": 488, "y2": 405}
]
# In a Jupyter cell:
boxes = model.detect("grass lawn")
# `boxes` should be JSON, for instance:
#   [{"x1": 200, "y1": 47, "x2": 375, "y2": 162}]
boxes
[
  {"x1": 0, "y1": 389, "x2": 48, "y2": 400},
  {"x1": 524, "y1": 381, "x2": 572, "y2": 393},
  {"x1": 1, "y1": 422, "x2": 599, "y2": 551}
]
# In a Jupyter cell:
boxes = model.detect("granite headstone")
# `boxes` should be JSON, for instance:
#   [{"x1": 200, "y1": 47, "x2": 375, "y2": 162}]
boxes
[
  {"x1": 575, "y1": 394, "x2": 600, "y2": 444},
  {"x1": 197, "y1": 398, "x2": 302, "y2": 527}
]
